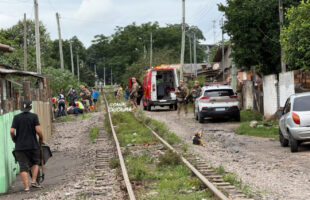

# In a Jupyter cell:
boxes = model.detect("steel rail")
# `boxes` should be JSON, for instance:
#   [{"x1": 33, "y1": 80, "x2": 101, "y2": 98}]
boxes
[
  {"x1": 103, "y1": 94, "x2": 136, "y2": 200},
  {"x1": 144, "y1": 124, "x2": 230, "y2": 200}
]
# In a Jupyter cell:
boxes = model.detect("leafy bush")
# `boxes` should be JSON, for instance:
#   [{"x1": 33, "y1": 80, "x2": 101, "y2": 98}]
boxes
[{"x1": 158, "y1": 150, "x2": 181, "y2": 167}]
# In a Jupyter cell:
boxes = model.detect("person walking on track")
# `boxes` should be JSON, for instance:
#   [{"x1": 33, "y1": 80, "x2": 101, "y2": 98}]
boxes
[
  {"x1": 175, "y1": 80, "x2": 189, "y2": 118},
  {"x1": 129, "y1": 77, "x2": 139, "y2": 112},
  {"x1": 10, "y1": 100, "x2": 44, "y2": 191},
  {"x1": 191, "y1": 81, "x2": 201, "y2": 116}
]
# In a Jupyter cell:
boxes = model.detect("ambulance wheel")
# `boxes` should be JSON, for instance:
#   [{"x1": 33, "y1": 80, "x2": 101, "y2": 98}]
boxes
[
  {"x1": 174, "y1": 104, "x2": 178, "y2": 110},
  {"x1": 169, "y1": 105, "x2": 173, "y2": 110},
  {"x1": 147, "y1": 105, "x2": 151, "y2": 111},
  {"x1": 143, "y1": 105, "x2": 147, "y2": 110}
]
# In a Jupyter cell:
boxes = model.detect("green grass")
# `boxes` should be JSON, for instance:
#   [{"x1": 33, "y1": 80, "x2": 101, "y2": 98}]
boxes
[
  {"x1": 215, "y1": 165, "x2": 254, "y2": 198},
  {"x1": 55, "y1": 115, "x2": 76, "y2": 122},
  {"x1": 89, "y1": 126, "x2": 99, "y2": 144},
  {"x1": 111, "y1": 112, "x2": 158, "y2": 146},
  {"x1": 240, "y1": 110, "x2": 263, "y2": 122},
  {"x1": 125, "y1": 154, "x2": 214, "y2": 200},
  {"x1": 235, "y1": 121, "x2": 278, "y2": 139}
]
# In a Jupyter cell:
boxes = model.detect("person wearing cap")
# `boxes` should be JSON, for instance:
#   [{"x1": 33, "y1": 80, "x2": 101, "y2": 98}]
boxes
[
  {"x1": 10, "y1": 100, "x2": 44, "y2": 191},
  {"x1": 191, "y1": 81, "x2": 202, "y2": 116},
  {"x1": 175, "y1": 80, "x2": 189, "y2": 118}
]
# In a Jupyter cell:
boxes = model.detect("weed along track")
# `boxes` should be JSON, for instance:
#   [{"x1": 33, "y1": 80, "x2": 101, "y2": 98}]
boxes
[{"x1": 103, "y1": 93, "x2": 255, "y2": 200}]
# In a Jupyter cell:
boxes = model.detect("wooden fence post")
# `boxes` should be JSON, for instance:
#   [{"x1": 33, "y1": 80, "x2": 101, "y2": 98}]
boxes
[{"x1": 23, "y1": 81, "x2": 31, "y2": 101}]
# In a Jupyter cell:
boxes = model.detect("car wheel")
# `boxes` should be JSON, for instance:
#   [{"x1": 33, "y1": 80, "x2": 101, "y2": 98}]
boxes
[
  {"x1": 279, "y1": 129, "x2": 289, "y2": 147},
  {"x1": 198, "y1": 112, "x2": 204, "y2": 123},
  {"x1": 289, "y1": 132, "x2": 298, "y2": 152},
  {"x1": 174, "y1": 104, "x2": 178, "y2": 110},
  {"x1": 195, "y1": 111, "x2": 198, "y2": 121},
  {"x1": 169, "y1": 105, "x2": 173, "y2": 110},
  {"x1": 143, "y1": 105, "x2": 147, "y2": 110}
]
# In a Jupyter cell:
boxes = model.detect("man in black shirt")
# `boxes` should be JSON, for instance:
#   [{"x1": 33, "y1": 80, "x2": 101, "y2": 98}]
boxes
[{"x1": 10, "y1": 100, "x2": 44, "y2": 191}]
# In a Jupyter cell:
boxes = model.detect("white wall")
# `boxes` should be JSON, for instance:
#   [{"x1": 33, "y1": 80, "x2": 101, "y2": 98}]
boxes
[
  {"x1": 243, "y1": 80, "x2": 254, "y2": 109},
  {"x1": 263, "y1": 74, "x2": 278, "y2": 118},
  {"x1": 279, "y1": 71, "x2": 295, "y2": 107}
]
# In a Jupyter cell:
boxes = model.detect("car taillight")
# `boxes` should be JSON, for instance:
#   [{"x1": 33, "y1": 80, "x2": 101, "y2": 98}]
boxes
[
  {"x1": 152, "y1": 84, "x2": 156, "y2": 91},
  {"x1": 230, "y1": 95, "x2": 237, "y2": 98},
  {"x1": 200, "y1": 96, "x2": 210, "y2": 100},
  {"x1": 292, "y1": 112, "x2": 300, "y2": 125}
]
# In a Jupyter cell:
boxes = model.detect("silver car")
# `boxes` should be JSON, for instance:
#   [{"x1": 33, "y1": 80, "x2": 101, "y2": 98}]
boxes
[{"x1": 279, "y1": 92, "x2": 310, "y2": 152}]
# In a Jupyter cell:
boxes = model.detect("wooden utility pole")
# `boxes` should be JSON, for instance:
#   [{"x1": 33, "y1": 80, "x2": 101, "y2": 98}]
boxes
[
  {"x1": 56, "y1": 12, "x2": 64, "y2": 71},
  {"x1": 180, "y1": 0, "x2": 185, "y2": 81},
  {"x1": 279, "y1": 0, "x2": 286, "y2": 72},
  {"x1": 77, "y1": 54, "x2": 80, "y2": 81},
  {"x1": 150, "y1": 32, "x2": 153, "y2": 68},
  {"x1": 104, "y1": 67, "x2": 106, "y2": 87},
  {"x1": 23, "y1": 13, "x2": 27, "y2": 72},
  {"x1": 34, "y1": 0, "x2": 41, "y2": 74},
  {"x1": 111, "y1": 68, "x2": 112, "y2": 85},
  {"x1": 221, "y1": 17, "x2": 225, "y2": 81},
  {"x1": 193, "y1": 33, "x2": 197, "y2": 77},
  {"x1": 69, "y1": 41, "x2": 74, "y2": 74},
  {"x1": 188, "y1": 34, "x2": 192, "y2": 74},
  {"x1": 213, "y1": 20, "x2": 216, "y2": 44}
]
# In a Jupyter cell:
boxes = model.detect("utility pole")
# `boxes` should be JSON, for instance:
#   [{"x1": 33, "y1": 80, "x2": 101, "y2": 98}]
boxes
[
  {"x1": 188, "y1": 34, "x2": 192, "y2": 75},
  {"x1": 104, "y1": 67, "x2": 106, "y2": 87},
  {"x1": 56, "y1": 12, "x2": 64, "y2": 71},
  {"x1": 279, "y1": 0, "x2": 286, "y2": 72},
  {"x1": 221, "y1": 17, "x2": 225, "y2": 81},
  {"x1": 193, "y1": 33, "x2": 197, "y2": 77},
  {"x1": 69, "y1": 41, "x2": 74, "y2": 74},
  {"x1": 150, "y1": 32, "x2": 153, "y2": 68},
  {"x1": 23, "y1": 13, "x2": 27, "y2": 72},
  {"x1": 34, "y1": 0, "x2": 41, "y2": 74},
  {"x1": 180, "y1": 0, "x2": 185, "y2": 81},
  {"x1": 77, "y1": 54, "x2": 80, "y2": 81},
  {"x1": 110, "y1": 68, "x2": 112, "y2": 85},
  {"x1": 213, "y1": 20, "x2": 216, "y2": 44}
]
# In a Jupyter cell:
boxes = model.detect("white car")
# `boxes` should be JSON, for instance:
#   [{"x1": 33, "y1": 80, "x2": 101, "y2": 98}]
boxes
[
  {"x1": 194, "y1": 83, "x2": 240, "y2": 123},
  {"x1": 278, "y1": 92, "x2": 310, "y2": 152}
]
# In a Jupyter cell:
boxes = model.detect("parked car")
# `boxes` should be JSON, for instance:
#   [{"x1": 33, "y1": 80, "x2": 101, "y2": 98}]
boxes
[
  {"x1": 194, "y1": 82, "x2": 240, "y2": 123},
  {"x1": 142, "y1": 66, "x2": 178, "y2": 111},
  {"x1": 278, "y1": 92, "x2": 310, "y2": 152}
]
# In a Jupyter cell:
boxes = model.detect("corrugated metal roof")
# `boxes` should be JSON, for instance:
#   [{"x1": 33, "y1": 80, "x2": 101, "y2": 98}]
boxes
[{"x1": 0, "y1": 68, "x2": 46, "y2": 78}]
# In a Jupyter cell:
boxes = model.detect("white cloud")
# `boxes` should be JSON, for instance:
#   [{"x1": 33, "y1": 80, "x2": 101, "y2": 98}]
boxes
[{"x1": 77, "y1": 0, "x2": 112, "y2": 23}]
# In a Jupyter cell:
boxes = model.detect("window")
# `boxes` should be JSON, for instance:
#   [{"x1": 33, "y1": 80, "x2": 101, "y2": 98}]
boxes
[
  {"x1": 283, "y1": 99, "x2": 291, "y2": 114},
  {"x1": 293, "y1": 96, "x2": 310, "y2": 111},
  {"x1": 204, "y1": 89, "x2": 234, "y2": 97}
]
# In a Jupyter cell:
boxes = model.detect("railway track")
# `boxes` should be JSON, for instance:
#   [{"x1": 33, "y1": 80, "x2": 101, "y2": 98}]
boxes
[{"x1": 103, "y1": 93, "x2": 255, "y2": 200}]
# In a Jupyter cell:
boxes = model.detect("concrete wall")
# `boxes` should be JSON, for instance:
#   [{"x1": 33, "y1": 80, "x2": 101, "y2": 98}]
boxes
[
  {"x1": 0, "y1": 111, "x2": 20, "y2": 193},
  {"x1": 242, "y1": 80, "x2": 254, "y2": 109},
  {"x1": 279, "y1": 72, "x2": 295, "y2": 107},
  {"x1": 263, "y1": 74, "x2": 278, "y2": 118}
]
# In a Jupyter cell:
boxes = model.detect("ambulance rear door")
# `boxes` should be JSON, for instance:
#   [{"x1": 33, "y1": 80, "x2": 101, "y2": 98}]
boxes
[{"x1": 151, "y1": 70, "x2": 157, "y2": 101}]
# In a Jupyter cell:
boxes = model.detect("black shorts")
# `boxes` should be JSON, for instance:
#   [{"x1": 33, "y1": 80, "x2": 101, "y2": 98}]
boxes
[
  {"x1": 14, "y1": 150, "x2": 40, "y2": 172},
  {"x1": 93, "y1": 99, "x2": 97, "y2": 102}
]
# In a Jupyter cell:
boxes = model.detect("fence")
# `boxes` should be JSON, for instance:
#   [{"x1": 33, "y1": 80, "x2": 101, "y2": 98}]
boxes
[
  {"x1": 0, "y1": 111, "x2": 20, "y2": 193},
  {"x1": 33, "y1": 101, "x2": 52, "y2": 140}
]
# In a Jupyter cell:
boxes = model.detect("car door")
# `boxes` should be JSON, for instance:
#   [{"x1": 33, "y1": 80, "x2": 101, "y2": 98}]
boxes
[{"x1": 279, "y1": 98, "x2": 291, "y2": 137}]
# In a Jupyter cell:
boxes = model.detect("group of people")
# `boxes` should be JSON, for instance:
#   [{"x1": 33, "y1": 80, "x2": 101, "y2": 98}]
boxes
[
  {"x1": 52, "y1": 85, "x2": 100, "y2": 117},
  {"x1": 113, "y1": 83, "x2": 131, "y2": 100}
]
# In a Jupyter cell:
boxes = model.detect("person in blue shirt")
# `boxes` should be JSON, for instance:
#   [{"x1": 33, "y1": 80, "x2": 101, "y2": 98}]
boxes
[{"x1": 92, "y1": 88, "x2": 100, "y2": 109}]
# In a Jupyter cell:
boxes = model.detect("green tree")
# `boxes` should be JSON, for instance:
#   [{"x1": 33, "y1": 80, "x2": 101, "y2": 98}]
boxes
[
  {"x1": 219, "y1": 0, "x2": 300, "y2": 75},
  {"x1": 0, "y1": 19, "x2": 56, "y2": 71},
  {"x1": 281, "y1": 0, "x2": 310, "y2": 70}
]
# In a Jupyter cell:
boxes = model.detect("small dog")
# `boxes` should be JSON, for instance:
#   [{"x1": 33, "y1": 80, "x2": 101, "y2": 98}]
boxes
[{"x1": 192, "y1": 131, "x2": 206, "y2": 146}]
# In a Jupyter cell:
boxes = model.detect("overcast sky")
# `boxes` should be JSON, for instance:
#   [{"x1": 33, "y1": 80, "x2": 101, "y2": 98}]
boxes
[{"x1": 0, "y1": 0, "x2": 226, "y2": 47}]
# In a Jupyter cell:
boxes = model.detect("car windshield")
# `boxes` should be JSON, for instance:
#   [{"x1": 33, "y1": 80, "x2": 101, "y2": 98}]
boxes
[
  {"x1": 204, "y1": 89, "x2": 234, "y2": 97},
  {"x1": 293, "y1": 95, "x2": 310, "y2": 111}
]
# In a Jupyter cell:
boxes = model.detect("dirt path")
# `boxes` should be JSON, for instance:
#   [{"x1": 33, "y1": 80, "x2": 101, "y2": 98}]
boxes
[
  {"x1": 0, "y1": 107, "x2": 125, "y2": 200},
  {"x1": 145, "y1": 108, "x2": 310, "y2": 200}
]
